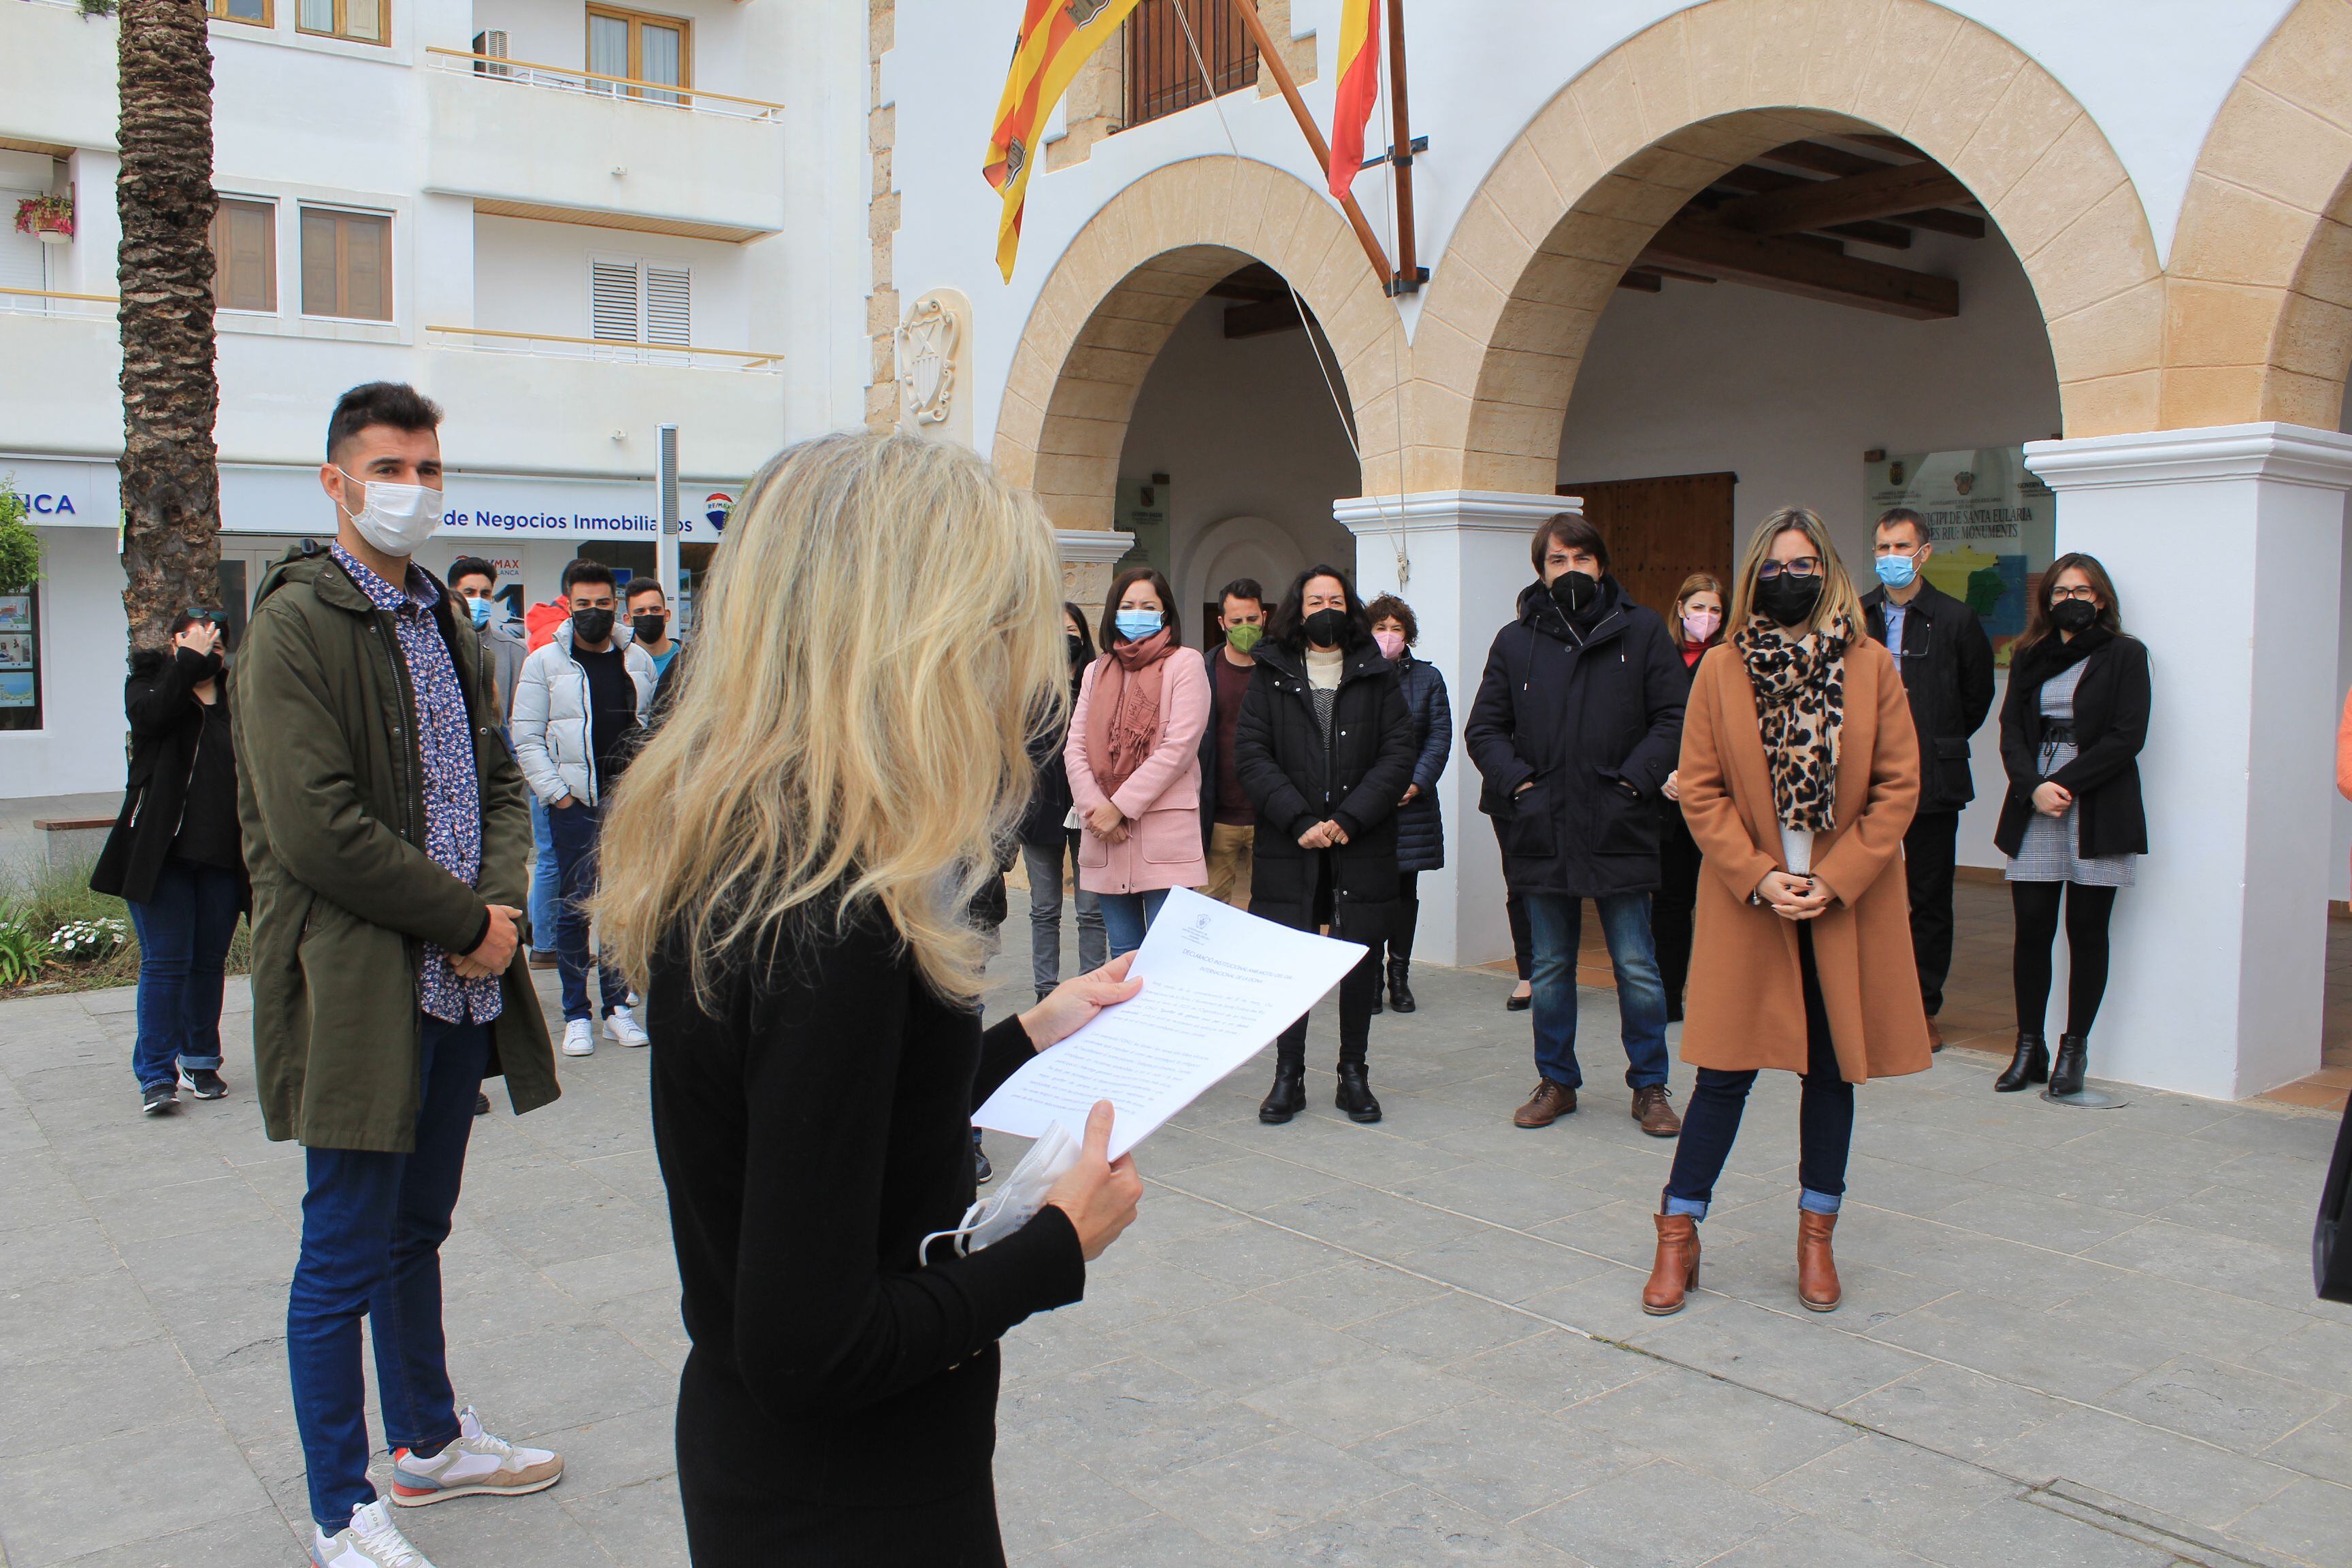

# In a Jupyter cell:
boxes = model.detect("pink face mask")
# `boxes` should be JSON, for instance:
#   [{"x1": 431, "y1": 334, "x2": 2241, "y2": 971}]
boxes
[
  {"x1": 1682, "y1": 610, "x2": 1722, "y2": 644},
  {"x1": 1373, "y1": 629, "x2": 1406, "y2": 661}
]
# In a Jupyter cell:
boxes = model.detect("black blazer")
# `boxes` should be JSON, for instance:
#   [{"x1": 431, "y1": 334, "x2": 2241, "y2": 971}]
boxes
[
  {"x1": 91, "y1": 646, "x2": 248, "y2": 907},
  {"x1": 1862, "y1": 579, "x2": 1995, "y2": 813},
  {"x1": 1994, "y1": 632, "x2": 2151, "y2": 860}
]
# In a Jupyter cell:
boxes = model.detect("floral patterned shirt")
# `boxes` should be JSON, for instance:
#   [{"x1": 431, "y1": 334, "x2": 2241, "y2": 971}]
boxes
[{"x1": 332, "y1": 544, "x2": 503, "y2": 1026}]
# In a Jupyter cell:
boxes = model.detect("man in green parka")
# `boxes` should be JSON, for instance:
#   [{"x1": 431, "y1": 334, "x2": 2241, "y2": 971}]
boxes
[{"x1": 233, "y1": 382, "x2": 563, "y2": 1568}]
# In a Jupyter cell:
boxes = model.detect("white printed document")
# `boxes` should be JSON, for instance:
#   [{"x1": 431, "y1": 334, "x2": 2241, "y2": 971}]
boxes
[{"x1": 975, "y1": 887, "x2": 1366, "y2": 1159}]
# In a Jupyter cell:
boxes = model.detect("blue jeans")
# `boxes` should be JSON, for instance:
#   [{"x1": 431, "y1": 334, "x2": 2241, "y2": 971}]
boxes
[
  {"x1": 1022, "y1": 833, "x2": 1107, "y2": 996},
  {"x1": 288, "y1": 1014, "x2": 487, "y2": 1532},
  {"x1": 1664, "y1": 924, "x2": 1850, "y2": 1218},
  {"x1": 1525, "y1": 892, "x2": 1670, "y2": 1090},
  {"x1": 547, "y1": 798, "x2": 625, "y2": 1022},
  {"x1": 125, "y1": 858, "x2": 241, "y2": 1089},
  {"x1": 1098, "y1": 887, "x2": 1169, "y2": 959},
  {"x1": 528, "y1": 793, "x2": 559, "y2": 950}
]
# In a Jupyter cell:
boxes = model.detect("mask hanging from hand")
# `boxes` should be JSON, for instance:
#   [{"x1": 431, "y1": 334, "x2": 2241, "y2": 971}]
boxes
[
  {"x1": 631, "y1": 612, "x2": 666, "y2": 644},
  {"x1": 1549, "y1": 570, "x2": 1599, "y2": 617},
  {"x1": 1874, "y1": 552, "x2": 1918, "y2": 589},
  {"x1": 1303, "y1": 607, "x2": 1350, "y2": 648},
  {"x1": 570, "y1": 607, "x2": 615, "y2": 644},
  {"x1": 1224, "y1": 622, "x2": 1263, "y2": 655},
  {"x1": 1681, "y1": 608, "x2": 1722, "y2": 644},
  {"x1": 1113, "y1": 610, "x2": 1162, "y2": 643},
  {"x1": 2049, "y1": 599, "x2": 2097, "y2": 634},
  {"x1": 339, "y1": 470, "x2": 444, "y2": 557},
  {"x1": 1372, "y1": 629, "x2": 1406, "y2": 661},
  {"x1": 1756, "y1": 574, "x2": 1824, "y2": 627},
  {"x1": 918, "y1": 1120, "x2": 1081, "y2": 1264}
]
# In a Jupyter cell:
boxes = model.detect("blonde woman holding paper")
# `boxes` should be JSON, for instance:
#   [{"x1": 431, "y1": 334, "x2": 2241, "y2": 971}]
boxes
[{"x1": 595, "y1": 432, "x2": 1142, "y2": 1567}]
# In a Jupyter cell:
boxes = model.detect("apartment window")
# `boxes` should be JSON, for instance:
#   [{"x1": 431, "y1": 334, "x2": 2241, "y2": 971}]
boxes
[
  {"x1": 299, "y1": 206, "x2": 391, "y2": 321},
  {"x1": 297, "y1": 0, "x2": 383, "y2": 44},
  {"x1": 208, "y1": 0, "x2": 270, "y2": 24},
  {"x1": 208, "y1": 197, "x2": 277, "y2": 312},
  {"x1": 589, "y1": 256, "x2": 691, "y2": 347},
  {"x1": 1127, "y1": 0, "x2": 1253, "y2": 127},
  {"x1": 587, "y1": 5, "x2": 689, "y2": 103}
]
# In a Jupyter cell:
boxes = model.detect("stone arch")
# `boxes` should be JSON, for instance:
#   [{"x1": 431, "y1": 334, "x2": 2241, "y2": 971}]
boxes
[
  {"x1": 1411, "y1": 0, "x2": 2163, "y2": 495},
  {"x1": 2168, "y1": 0, "x2": 2352, "y2": 430},
  {"x1": 992, "y1": 157, "x2": 1407, "y2": 534},
  {"x1": 1179, "y1": 512, "x2": 1315, "y2": 625}
]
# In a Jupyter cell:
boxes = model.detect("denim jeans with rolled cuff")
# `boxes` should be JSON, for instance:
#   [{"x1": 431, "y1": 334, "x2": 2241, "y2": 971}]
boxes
[
  {"x1": 1525, "y1": 891, "x2": 1671, "y2": 1090},
  {"x1": 125, "y1": 858, "x2": 241, "y2": 1089}
]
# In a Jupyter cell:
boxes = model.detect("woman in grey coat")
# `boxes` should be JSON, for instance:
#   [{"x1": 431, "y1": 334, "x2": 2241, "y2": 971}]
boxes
[{"x1": 1366, "y1": 595, "x2": 1450, "y2": 1013}]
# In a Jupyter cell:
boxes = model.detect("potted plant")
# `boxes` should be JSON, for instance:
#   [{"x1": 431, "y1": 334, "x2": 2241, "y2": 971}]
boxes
[{"x1": 14, "y1": 194, "x2": 74, "y2": 244}]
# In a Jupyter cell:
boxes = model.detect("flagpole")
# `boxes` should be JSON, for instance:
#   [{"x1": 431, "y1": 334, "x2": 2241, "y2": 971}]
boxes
[
  {"x1": 1384, "y1": 0, "x2": 1422, "y2": 293},
  {"x1": 1225, "y1": 0, "x2": 1393, "y2": 287}
]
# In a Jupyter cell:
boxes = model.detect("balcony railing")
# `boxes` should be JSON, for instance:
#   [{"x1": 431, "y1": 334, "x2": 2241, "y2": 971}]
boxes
[
  {"x1": 0, "y1": 287, "x2": 118, "y2": 318},
  {"x1": 424, "y1": 47, "x2": 784, "y2": 123},
  {"x1": 425, "y1": 324, "x2": 784, "y2": 374}
]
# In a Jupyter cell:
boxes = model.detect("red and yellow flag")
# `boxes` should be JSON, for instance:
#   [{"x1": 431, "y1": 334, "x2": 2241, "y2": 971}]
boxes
[
  {"x1": 1327, "y1": 0, "x2": 1382, "y2": 201},
  {"x1": 983, "y1": 0, "x2": 1146, "y2": 280}
]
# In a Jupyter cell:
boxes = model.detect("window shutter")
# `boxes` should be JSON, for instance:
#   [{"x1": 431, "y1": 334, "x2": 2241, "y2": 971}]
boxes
[
  {"x1": 643, "y1": 265, "x2": 690, "y2": 346},
  {"x1": 590, "y1": 259, "x2": 640, "y2": 342}
]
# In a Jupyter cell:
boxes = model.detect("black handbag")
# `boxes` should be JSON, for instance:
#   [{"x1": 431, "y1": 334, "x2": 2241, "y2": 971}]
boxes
[{"x1": 2319, "y1": 1096, "x2": 2352, "y2": 1304}]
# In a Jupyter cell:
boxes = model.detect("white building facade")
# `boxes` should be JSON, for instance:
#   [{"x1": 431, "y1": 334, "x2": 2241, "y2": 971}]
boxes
[
  {"x1": 1, "y1": 0, "x2": 870, "y2": 794},
  {"x1": 871, "y1": 0, "x2": 2352, "y2": 1102}
]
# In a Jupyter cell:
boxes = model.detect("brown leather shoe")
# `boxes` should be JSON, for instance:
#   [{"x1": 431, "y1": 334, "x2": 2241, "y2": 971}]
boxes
[
  {"x1": 1797, "y1": 1209, "x2": 1842, "y2": 1311},
  {"x1": 1926, "y1": 1015, "x2": 1944, "y2": 1053},
  {"x1": 527, "y1": 949, "x2": 559, "y2": 970},
  {"x1": 1631, "y1": 1085, "x2": 1681, "y2": 1137},
  {"x1": 1513, "y1": 1080, "x2": 1576, "y2": 1128},
  {"x1": 1643, "y1": 1211, "x2": 1701, "y2": 1315}
]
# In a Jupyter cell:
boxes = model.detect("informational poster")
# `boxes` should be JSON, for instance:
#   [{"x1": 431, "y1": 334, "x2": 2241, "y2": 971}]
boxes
[
  {"x1": 1116, "y1": 475, "x2": 1171, "y2": 578},
  {"x1": 1865, "y1": 448, "x2": 2055, "y2": 666},
  {"x1": 0, "y1": 593, "x2": 34, "y2": 724}
]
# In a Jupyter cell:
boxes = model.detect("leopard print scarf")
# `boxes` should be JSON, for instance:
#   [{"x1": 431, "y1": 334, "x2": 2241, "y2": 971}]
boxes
[{"x1": 1734, "y1": 615, "x2": 1849, "y2": 833}]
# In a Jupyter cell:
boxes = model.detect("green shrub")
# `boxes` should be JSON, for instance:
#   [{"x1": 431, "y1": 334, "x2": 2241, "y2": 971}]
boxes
[{"x1": 0, "y1": 915, "x2": 47, "y2": 986}]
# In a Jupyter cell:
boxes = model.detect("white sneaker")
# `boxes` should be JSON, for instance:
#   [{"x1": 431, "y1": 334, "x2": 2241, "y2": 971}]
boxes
[
  {"x1": 561, "y1": 1019, "x2": 594, "y2": 1057},
  {"x1": 604, "y1": 1004, "x2": 649, "y2": 1047},
  {"x1": 312, "y1": 1500, "x2": 436, "y2": 1567},
  {"x1": 388, "y1": 1405, "x2": 564, "y2": 1507}
]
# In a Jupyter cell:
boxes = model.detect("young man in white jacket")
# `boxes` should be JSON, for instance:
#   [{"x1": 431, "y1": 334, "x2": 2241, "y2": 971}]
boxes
[{"x1": 510, "y1": 560, "x2": 658, "y2": 1056}]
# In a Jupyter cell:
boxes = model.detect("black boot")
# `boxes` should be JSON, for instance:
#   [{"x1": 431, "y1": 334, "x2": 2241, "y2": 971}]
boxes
[
  {"x1": 1335, "y1": 1062, "x2": 1382, "y2": 1124},
  {"x1": 1387, "y1": 956, "x2": 1416, "y2": 1014},
  {"x1": 1259, "y1": 1062, "x2": 1307, "y2": 1124},
  {"x1": 1993, "y1": 1032, "x2": 2048, "y2": 1092},
  {"x1": 2048, "y1": 1033, "x2": 2089, "y2": 1098}
]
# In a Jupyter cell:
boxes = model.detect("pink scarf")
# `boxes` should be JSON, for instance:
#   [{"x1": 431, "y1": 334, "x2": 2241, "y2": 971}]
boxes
[{"x1": 1086, "y1": 628, "x2": 1176, "y2": 799}]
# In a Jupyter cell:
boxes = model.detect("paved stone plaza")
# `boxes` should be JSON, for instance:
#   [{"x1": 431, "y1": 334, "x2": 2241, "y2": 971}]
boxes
[{"x1": 3, "y1": 943, "x2": 2349, "y2": 1567}]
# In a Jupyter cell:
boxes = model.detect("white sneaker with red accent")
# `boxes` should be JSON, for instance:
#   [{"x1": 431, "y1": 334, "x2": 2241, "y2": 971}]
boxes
[
  {"x1": 388, "y1": 1406, "x2": 564, "y2": 1507},
  {"x1": 311, "y1": 1500, "x2": 436, "y2": 1567}
]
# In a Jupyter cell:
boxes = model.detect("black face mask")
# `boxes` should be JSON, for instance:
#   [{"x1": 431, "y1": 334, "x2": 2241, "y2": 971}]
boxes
[
  {"x1": 1066, "y1": 632, "x2": 1087, "y2": 664},
  {"x1": 1756, "y1": 574, "x2": 1823, "y2": 627},
  {"x1": 2049, "y1": 599, "x2": 2097, "y2": 635},
  {"x1": 1302, "y1": 608, "x2": 1350, "y2": 649},
  {"x1": 1549, "y1": 570, "x2": 1599, "y2": 617},
  {"x1": 571, "y1": 607, "x2": 615, "y2": 644},
  {"x1": 631, "y1": 612, "x2": 666, "y2": 644}
]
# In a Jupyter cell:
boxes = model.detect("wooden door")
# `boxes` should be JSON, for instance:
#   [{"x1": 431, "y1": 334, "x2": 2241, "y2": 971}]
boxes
[{"x1": 1556, "y1": 472, "x2": 1737, "y2": 623}]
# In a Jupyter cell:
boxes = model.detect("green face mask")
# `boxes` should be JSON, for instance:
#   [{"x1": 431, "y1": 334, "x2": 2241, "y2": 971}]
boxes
[{"x1": 1226, "y1": 622, "x2": 1264, "y2": 654}]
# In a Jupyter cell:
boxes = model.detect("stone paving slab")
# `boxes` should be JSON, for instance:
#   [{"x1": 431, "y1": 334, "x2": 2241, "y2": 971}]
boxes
[{"x1": 1, "y1": 931, "x2": 2349, "y2": 1567}]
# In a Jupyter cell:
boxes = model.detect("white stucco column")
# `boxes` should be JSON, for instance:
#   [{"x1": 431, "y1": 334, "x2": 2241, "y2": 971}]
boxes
[
  {"x1": 2025, "y1": 423, "x2": 2352, "y2": 1100},
  {"x1": 1054, "y1": 527, "x2": 1136, "y2": 609},
  {"x1": 1337, "y1": 489, "x2": 1574, "y2": 970}
]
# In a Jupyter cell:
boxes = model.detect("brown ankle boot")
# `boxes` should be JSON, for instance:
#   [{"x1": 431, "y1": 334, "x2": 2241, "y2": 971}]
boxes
[
  {"x1": 1797, "y1": 1209, "x2": 1842, "y2": 1311},
  {"x1": 1642, "y1": 1212, "x2": 1701, "y2": 1316}
]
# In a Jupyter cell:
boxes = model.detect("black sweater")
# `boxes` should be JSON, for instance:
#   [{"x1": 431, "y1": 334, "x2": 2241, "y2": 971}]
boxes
[{"x1": 646, "y1": 902, "x2": 1085, "y2": 1522}]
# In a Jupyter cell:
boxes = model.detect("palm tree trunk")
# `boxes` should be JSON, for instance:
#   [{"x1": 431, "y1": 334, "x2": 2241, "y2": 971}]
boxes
[{"x1": 116, "y1": 0, "x2": 220, "y2": 651}]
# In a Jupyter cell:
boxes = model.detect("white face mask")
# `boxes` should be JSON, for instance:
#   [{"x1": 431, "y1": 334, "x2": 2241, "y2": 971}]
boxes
[
  {"x1": 338, "y1": 468, "x2": 445, "y2": 557},
  {"x1": 917, "y1": 1120, "x2": 1081, "y2": 1264}
]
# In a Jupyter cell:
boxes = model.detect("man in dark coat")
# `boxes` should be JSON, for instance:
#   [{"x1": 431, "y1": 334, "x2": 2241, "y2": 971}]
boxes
[
  {"x1": 1465, "y1": 513, "x2": 1686, "y2": 1137},
  {"x1": 1862, "y1": 508, "x2": 1995, "y2": 1051},
  {"x1": 1198, "y1": 578, "x2": 1267, "y2": 907}
]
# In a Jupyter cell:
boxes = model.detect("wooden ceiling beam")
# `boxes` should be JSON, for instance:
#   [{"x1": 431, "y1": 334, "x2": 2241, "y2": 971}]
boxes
[
  {"x1": 1891, "y1": 207, "x2": 1987, "y2": 240},
  {"x1": 1708, "y1": 155, "x2": 1982, "y2": 240},
  {"x1": 1639, "y1": 220, "x2": 1959, "y2": 319},
  {"x1": 1710, "y1": 159, "x2": 1974, "y2": 235},
  {"x1": 1222, "y1": 295, "x2": 1305, "y2": 337},
  {"x1": 1616, "y1": 268, "x2": 1665, "y2": 293},
  {"x1": 1824, "y1": 218, "x2": 1914, "y2": 249}
]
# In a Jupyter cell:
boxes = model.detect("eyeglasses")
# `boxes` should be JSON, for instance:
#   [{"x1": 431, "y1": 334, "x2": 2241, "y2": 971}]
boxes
[
  {"x1": 2048, "y1": 585, "x2": 2100, "y2": 603},
  {"x1": 1757, "y1": 557, "x2": 1822, "y2": 581}
]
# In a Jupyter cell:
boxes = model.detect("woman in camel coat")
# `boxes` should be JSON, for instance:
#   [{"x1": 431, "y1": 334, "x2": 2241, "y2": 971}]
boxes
[{"x1": 1644, "y1": 506, "x2": 1929, "y2": 1319}]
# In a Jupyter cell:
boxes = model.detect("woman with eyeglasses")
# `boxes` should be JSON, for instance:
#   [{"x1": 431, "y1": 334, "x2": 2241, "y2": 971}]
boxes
[
  {"x1": 1646, "y1": 508, "x2": 1929, "y2": 1316},
  {"x1": 1992, "y1": 553, "x2": 2149, "y2": 1098}
]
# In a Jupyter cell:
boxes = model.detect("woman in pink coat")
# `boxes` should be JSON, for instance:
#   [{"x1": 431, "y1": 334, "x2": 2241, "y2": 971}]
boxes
[{"x1": 1066, "y1": 566, "x2": 1211, "y2": 955}]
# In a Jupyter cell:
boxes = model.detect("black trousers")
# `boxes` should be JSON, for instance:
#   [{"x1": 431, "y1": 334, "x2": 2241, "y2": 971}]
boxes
[
  {"x1": 1903, "y1": 811, "x2": 1960, "y2": 1016},
  {"x1": 2012, "y1": 881, "x2": 2117, "y2": 1039},
  {"x1": 1380, "y1": 870, "x2": 1421, "y2": 966},
  {"x1": 1275, "y1": 853, "x2": 1381, "y2": 1069},
  {"x1": 1651, "y1": 802, "x2": 1701, "y2": 1016}
]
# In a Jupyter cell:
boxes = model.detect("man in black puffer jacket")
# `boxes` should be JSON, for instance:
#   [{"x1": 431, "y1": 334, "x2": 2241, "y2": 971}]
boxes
[{"x1": 1466, "y1": 513, "x2": 1687, "y2": 1139}]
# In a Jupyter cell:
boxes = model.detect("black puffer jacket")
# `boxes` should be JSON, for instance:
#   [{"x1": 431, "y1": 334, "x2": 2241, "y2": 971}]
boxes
[
  {"x1": 1232, "y1": 641, "x2": 1414, "y2": 934},
  {"x1": 1393, "y1": 652, "x2": 1452, "y2": 873},
  {"x1": 1463, "y1": 577, "x2": 1686, "y2": 899},
  {"x1": 91, "y1": 646, "x2": 250, "y2": 908}
]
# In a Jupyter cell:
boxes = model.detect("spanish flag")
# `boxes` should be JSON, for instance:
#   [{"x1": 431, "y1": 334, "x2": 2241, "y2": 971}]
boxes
[
  {"x1": 1327, "y1": 0, "x2": 1381, "y2": 201},
  {"x1": 984, "y1": 0, "x2": 1147, "y2": 280}
]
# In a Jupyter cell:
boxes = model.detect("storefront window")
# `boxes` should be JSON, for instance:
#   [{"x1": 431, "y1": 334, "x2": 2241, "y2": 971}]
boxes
[{"x1": 0, "y1": 587, "x2": 40, "y2": 730}]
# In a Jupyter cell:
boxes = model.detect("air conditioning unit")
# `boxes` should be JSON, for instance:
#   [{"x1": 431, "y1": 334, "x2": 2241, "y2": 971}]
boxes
[{"x1": 472, "y1": 30, "x2": 512, "y2": 78}]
